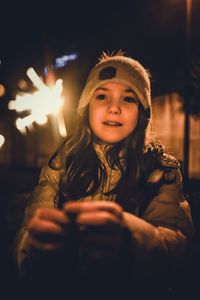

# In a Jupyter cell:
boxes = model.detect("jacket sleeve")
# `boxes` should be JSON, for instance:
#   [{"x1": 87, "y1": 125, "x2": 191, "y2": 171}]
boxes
[
  {"x1": 122, "y1": 167, "x2": 194, "y2": 277},
  {"x1": 13, "y1": 164, "x2": 62, "y2": 275}
]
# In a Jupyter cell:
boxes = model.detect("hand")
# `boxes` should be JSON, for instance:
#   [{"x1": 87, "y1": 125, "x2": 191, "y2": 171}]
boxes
[
  {"x1": 63, "y1": 201, "x2": 125, "y2": 262},
  {"x1": 27, "y1": 207, "x2": 70, "y2": 252}
]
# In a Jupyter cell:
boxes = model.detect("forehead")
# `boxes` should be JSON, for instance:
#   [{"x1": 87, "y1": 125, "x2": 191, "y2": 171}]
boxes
[{"x1": 95, "y1": 82, "x2": 136, "y2": 94}]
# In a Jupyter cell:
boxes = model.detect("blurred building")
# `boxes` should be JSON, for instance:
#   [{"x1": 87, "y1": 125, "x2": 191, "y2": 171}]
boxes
[{"x1": 152, "y1": 93, "x2": 200, "y2": 179}]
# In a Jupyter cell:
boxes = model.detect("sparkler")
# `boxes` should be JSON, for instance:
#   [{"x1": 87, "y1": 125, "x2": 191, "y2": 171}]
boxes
[{"x1": 8, "y1": 67, "x2": 67, "y2": 137}]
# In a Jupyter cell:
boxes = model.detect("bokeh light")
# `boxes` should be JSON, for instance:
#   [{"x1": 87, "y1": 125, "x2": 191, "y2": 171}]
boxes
[
  {"x1": 0, "y1": 84, "x2": 5, "y2": 97},
  {"x1": 0, "y1": 135, "x2": 5, "y2": 148},
  {"x1": 17, "y1": 79, "x2": 28, "y2": 91}
]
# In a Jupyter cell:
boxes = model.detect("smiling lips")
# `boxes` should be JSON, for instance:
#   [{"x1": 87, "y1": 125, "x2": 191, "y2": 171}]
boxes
[{"x1": 103, "y1": 121, "x2": 123, "y2": 127}]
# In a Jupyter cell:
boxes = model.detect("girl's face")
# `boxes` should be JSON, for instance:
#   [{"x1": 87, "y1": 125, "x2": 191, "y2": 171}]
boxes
[{"x1": 89, "y1": 82, "x2": 139, "y2": 144}]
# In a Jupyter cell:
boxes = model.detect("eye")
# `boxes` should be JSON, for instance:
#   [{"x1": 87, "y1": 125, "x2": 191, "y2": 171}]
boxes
[
  {"x1": 124, "y1": 96, "x2": 139, "y2": 104},
  {"x1": 96, "y1": 94, "x2": 107, "y2": 100}
]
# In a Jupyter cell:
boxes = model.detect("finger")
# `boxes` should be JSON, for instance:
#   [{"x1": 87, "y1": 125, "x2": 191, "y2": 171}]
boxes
[
  {"x1": 28, "y1": 235, "x2": 65, "y2": 252},
  {"x1": 34, "y1": 208, "x2": 69, "y2": 225},
  {"x1": 64, "y1": 201, "x2": 122, "y2": 215},
  {"x1": 28, "y1": 218, "x2": 66, "y2": 237},
  {"x1": 64, "y1": 201, "x2": 123, "y2": 218},
  {"x1": 76, "y1": 211, "x2": 121, "y2": 228}
]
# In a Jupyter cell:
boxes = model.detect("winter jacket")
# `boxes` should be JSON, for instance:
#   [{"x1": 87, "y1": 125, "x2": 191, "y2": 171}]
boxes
[{"x1": 13, "y1": 145, "x2": 194, "y2": 300}]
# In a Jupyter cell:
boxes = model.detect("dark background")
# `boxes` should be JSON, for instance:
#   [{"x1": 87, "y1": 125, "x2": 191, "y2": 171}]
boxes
[
  {"x1": 0, "y1": 0, "x2": 200, "y2": 299},
  {"x1": 0, "y1": 0, "x2": 199, "y2": 96}
]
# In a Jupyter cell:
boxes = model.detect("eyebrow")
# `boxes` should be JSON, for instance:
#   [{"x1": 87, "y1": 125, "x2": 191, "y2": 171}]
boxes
[
  {"x1": 95, "y1": 87, "x2": 109, "y2": 91},
  {"x1": 126, "y1": 88, "x2": 137, "y2": 95}
]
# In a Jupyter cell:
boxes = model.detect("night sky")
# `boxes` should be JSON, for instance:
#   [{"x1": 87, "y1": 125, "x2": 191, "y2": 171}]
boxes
[{"x1": 0, "y1": 0, "x2": 200, "y2": 99}]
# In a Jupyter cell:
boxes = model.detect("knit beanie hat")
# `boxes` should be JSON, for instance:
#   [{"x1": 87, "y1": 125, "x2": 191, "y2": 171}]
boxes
[{"x1": 77, "y1": 52, "x2": 151, "y2": 118}]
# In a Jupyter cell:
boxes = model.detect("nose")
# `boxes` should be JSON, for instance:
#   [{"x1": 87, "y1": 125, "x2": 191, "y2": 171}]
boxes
[{"x1": 107, "y1": 100, "x2": 121, "y2": 114}]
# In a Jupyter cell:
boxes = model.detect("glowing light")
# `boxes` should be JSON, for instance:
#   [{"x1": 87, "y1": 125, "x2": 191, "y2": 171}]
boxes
[
  {"x1": 0, "y1": 135, "x2": 5, "y2": 147},
  {"x1": 17, "y1": 79, "x2": 28, "y2": 91},
  {"x1": 8, "y1": 68, "x2": 67, "y2": 136},
  {"x1": 57, "y1": 110, "x2": 67, "y2": 137},
  {"x1": 0, "y1": 84, "x2": 5, "y2": 97},
  {"x1": 55, "y1": 53, "x2": 78, "y2": 68},
  {"x1": 35, "y1": 115, "x2": 48, "y2": 125},
  {"x1": 27, "y1": 67, "x2": 46, "y2": 90},
  {"x1": 44, "y1": 52, "x2": 78, "y2": 75}
]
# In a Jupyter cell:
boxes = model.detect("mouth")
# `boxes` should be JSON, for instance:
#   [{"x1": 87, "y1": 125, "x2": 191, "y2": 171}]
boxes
[{"x1": 102, "y1": 121, "x2": 123, "y2": 127}]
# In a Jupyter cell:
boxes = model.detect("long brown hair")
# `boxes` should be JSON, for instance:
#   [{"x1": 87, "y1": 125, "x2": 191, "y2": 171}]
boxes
[{"x1": 51, "y1": 102, "x2": 158, "y2": 212}]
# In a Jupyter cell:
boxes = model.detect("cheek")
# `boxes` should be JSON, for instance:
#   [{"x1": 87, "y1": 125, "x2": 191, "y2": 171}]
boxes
[
  {"x1": 89, "y1": 104, "x2": 100, "y2": 129},
  {"x1": 89, "y1": 104, "x2": 103, "y2": 121},
  {"x1": 128, "y1": 109, "x2": 139, "y2": 130}
]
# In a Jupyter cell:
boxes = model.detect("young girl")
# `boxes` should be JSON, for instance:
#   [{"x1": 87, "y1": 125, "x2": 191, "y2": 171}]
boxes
[{"x1": 14, "y1": 52, "x2": 194, "y2": 299}]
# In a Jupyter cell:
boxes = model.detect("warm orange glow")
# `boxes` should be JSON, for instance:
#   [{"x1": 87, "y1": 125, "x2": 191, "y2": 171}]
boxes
[
  {"x1": 186, "y1": 0, "x2": 192, "y2": 42},
  {"x1": 17, "y1": 79, "x2": 28, "y2": 91},
  {"x1": 57, "y1": 110, "x2": 67, "y2": 137},
  {"x1": 152, "y1": 93, "x2": 200, "y2": 179},
  {"x1": 0, "y1": 84, "x2": 5, "y2": 97},
  {"x1": 45, "y1": 69, "x2": 56, "y2": 87}
]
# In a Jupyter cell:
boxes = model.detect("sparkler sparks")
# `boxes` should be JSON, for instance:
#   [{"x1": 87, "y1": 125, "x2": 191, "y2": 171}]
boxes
[{"x1": 8, "y1": 68, "x2": 67, "y2": 137}]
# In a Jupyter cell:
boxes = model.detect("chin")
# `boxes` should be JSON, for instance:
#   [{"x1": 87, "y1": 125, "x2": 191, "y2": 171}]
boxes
[{"x1": 101, "y1": 138, "x2": 124, "y2": 144}]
